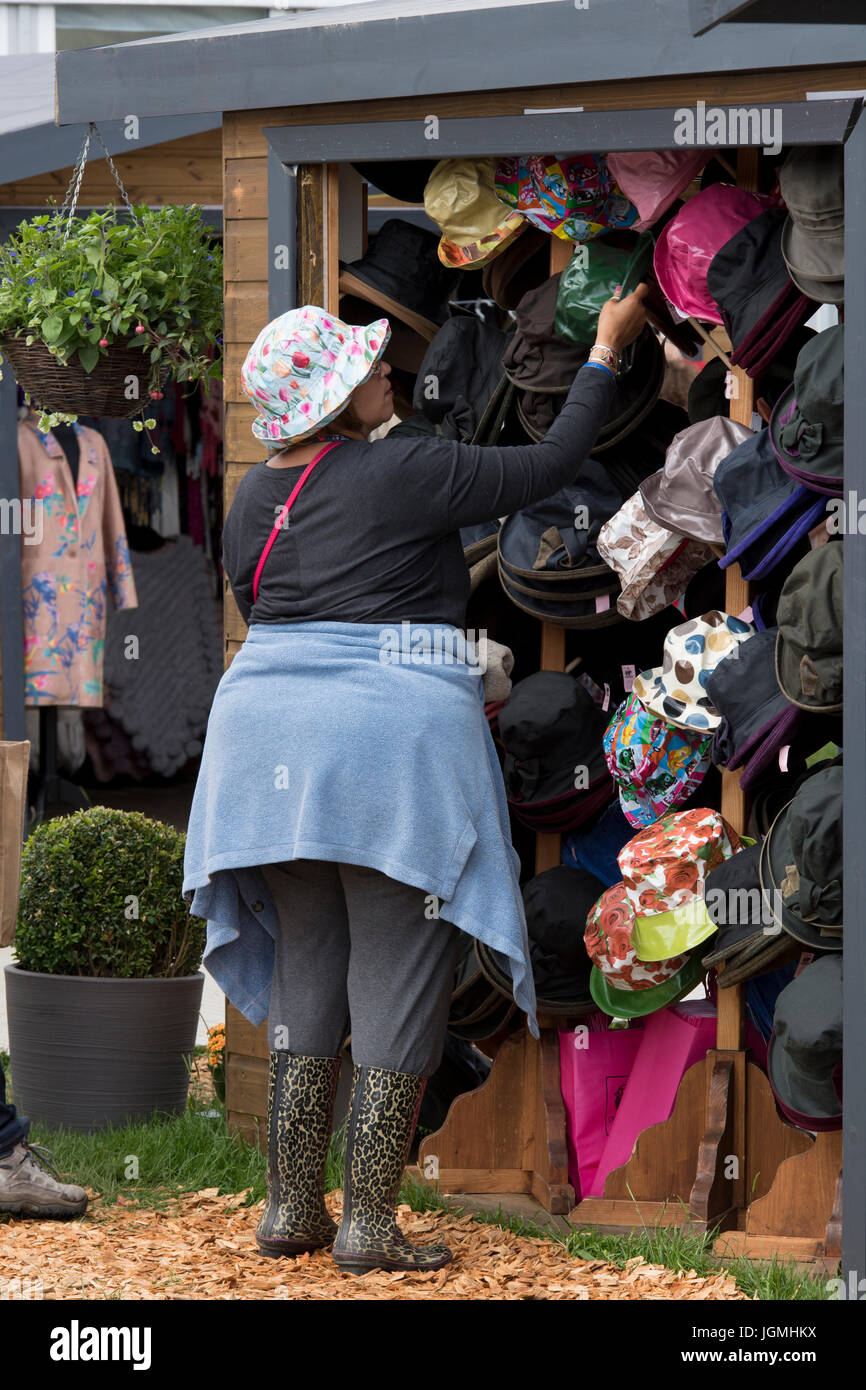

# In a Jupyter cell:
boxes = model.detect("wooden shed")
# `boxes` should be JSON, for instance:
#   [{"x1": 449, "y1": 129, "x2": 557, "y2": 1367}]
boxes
[{"x1": 53, "y1": 0, "x2": 866, "y2": 1274}]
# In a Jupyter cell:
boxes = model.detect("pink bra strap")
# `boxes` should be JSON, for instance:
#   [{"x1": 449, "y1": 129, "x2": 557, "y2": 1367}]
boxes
[{"x1": 252, "y1": 441, "x2": 340, "y2": 604}]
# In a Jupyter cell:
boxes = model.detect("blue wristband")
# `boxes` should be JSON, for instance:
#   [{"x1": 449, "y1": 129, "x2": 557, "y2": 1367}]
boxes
[{"x1": 582, "y1": 359, "x2": 616, "y2": 379}]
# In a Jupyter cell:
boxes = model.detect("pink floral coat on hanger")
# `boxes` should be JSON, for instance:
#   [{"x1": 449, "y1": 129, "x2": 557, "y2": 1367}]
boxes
[{"x1": 18, "y1": 420, "x2": 137, "y2": 706}]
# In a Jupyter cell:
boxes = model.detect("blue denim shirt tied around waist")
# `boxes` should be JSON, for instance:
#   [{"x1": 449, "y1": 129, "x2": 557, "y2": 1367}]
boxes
[{"x1": 182, "y1": 621, "x2": 538, "y2": 1037}]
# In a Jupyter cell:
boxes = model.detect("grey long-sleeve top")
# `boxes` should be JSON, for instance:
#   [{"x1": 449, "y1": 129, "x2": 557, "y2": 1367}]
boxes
[{"x1": 221, "y1": 362, "x2": 617, "y2": 629}]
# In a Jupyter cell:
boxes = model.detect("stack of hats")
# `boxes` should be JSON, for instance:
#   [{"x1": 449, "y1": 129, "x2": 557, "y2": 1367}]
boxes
[
  {"x1": 707, "y1": 206, "x2": 816, "y2": 379},
  {"x1": 425, "y1": 158, "x2": 527, "y2": 269},
  {"x1": 778, "y1": 146, "x2": 844, "y2": 305},
  {"x1": 775, "y1": 542, "x2": 843, "y2": 715},
  {"x1": 701, "y1": 841, "x2": 795, "y2": 987},
  {"x1": 767, "y1": 955, "x2": 843, "y2": 1132},
  {"x1": 476, "y1": 865, "x2": 607, "y2": 1016},
  {"x1": 605, "y1": 149, "x2": 707, "y2": 230},
  {"x1": 500, "y1": 271, "x2": 665, "y2": 449},
  {"x1": 597, "y1": 489, "x2": 717, "y2": 621},
  {"x1": 584, "y1": 808, "x2": 742, "y2": 1018},
  {"x1": 707, "y1": 629, "x2": 804, "y2": 791},
  {"x1": 707, "y1": 543, "x2": 842, "y2": 790},
  {"x1": 631, "y1": 610, "x2": 755, "y2": 733},
  {"x1": 701, "y1": 758, "x2": 842, "y2": 990},
  {"x1": 640, "y1": 416, "x2": 753, "y2": 547},
  {"x1": 493, "y1": 153, "x2": 638, "y2": 243},
  {"x1": 603, "y1": 691, "x2": 714, "y2": 829},
  {"x1": 653, "y1": 184, "x2": 777, "y2": 323},
  {"x1": 496, "y1": 458, "x2": 625, "y2": 628},
  {"x1": 497, "y1": 670, "x2": 615, "y2": 833},
  {"x1": 759, "y1": 762, "x2": 843, "y2": 954},
  {"x1": 769, "y1": 324, "x2": 844, "y2": 498},
  {"x1": 713, "y1": 427, "x2": 827, "y2": 587},
  {"x1": 447, "y1": 929, "x2": 518, "y2": 1042}
]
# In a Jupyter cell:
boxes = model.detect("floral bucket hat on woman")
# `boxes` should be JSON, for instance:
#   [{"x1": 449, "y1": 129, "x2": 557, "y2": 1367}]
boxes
[{"x1": 241, "y1": 305, "x2": 390, "y2": 445}]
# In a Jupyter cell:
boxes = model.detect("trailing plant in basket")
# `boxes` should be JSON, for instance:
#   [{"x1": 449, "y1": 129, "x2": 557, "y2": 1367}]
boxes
[
  {"x1": 14, "y1": 805, "x2": 205, "y2": 979},
  {"x1": 0, "y1": 202, "x2": 222, "y2": 435}
]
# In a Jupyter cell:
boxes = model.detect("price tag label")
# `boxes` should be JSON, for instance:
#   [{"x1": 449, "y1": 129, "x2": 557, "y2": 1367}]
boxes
[
  {"x1": 602, "y1": 682, "x2": 611, "y2": 712},
  {"x1": 621, "y1": 664, "x2": 636, "y2": 692},
  {"x1": 595, "y1": 594, "x2": 611, "y2": 613}
]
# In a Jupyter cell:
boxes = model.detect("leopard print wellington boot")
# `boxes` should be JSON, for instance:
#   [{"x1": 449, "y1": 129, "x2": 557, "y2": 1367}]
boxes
[
  {"x1": 255, "y1": 1052, "x2": 341, "y2": 1258},
  {"x1": 332, "y1": 1064, "x2": 453, "y2": 1275}
]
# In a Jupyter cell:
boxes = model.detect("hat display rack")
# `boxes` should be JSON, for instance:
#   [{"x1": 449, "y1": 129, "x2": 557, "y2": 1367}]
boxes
[
  {"x1": 224, "y1": 109, "x2": 858, "y2": 1271},
  {"x1": 414, "y1": 148, "x2": 837, "y2": 1259}
]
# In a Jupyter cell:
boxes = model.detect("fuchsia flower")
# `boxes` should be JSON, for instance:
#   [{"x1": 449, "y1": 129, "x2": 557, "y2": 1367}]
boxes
[
  {"x1": 98, "y1": 338, "x2": 108, "y2": 347},
  {"x1": 134, "y1": 324, "x2": 145, "y2": 334}
]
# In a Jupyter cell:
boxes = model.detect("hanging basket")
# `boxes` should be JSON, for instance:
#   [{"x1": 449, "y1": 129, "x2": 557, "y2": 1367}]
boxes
[{"x1": 0, "y1": 334, "x2": 168, "y2": 419}]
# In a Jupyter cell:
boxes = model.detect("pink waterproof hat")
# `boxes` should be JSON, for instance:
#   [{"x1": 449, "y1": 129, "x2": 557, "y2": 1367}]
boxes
[
  {"x1": 606, "y1": 150, "x2": 707, "y2": 231},
  {"x1": 653, "y1": 184, "x2": 776, "y2": 322}
]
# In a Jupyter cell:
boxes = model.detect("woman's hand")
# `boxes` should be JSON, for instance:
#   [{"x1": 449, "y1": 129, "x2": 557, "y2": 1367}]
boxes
[{"x1": 596, "y1": 282, "x2": 650, "y2": 353}]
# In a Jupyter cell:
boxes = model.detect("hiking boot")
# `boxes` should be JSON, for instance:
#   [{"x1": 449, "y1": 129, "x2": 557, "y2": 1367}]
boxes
[
  {"x1": 332, "y1": 1064, "x2": 452, "y2": 1276},
  {"x1": 255, "y1": 1051, "x2": 341, "y2": 1258},
  {"x1": 0, "y1": 1142, "x2": 88, "y2": 1219}
]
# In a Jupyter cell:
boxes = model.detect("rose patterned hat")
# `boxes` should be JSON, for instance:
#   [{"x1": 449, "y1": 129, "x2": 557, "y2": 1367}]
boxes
[
  {"x1": 617, "y1": 807, "x2": 742, "y2": 960},
  {"x1": 584, "y1": 880, "x2": 708, "y2": 1019},
  {"x1": 241, "y1": 306, "x2": 390, "y2": 445},
  {"x1": 631, "y1": 610, "x2": 756, "y2": 731}
]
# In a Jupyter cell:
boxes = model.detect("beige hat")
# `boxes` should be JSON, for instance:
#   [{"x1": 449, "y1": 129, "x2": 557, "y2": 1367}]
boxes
[{"x1": 424, "y1": 159, "x2": 527, "y2": 269}]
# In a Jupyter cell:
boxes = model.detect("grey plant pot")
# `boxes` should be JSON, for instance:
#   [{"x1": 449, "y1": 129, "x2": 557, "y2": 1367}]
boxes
[{"x1": 4, "y1": 965, "x2": 205, "y2": 1133}]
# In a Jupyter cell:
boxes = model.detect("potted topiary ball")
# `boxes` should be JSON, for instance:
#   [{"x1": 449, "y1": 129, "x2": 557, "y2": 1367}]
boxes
[{"x1": 4, "y1": 805, "x2": 206, "y2": 1133}]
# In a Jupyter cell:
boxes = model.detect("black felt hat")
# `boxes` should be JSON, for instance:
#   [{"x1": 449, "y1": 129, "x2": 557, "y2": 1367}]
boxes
[
  {"x1": 768, "y1": 955, "x2": 843, "y2": 1131},
  {"x1": 340, "y1": 218, "x2": 459, "y2": 338},
  {"x1": 707, "y1": 206, "x2": 816, "y2": 373},
  {"x1": 761, "y1": 763, "x2": 843, "y2": 952},
  {"x1": 476, "y1": 865, "x2": 605, "y2": 1016},
  {"x1": 352, "y1": 160, "x2": 439, "y2": 205}
]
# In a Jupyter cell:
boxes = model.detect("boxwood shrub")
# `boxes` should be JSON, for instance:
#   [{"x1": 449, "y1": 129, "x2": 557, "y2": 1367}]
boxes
[{"x1": 15, "y1": 806, "x2": 205, "y2": 978}]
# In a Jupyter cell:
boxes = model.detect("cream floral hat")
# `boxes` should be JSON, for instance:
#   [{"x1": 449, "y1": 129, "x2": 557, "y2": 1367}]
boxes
[{"x1": 241, "y1": 305, "x2": 390, "y2": 444}]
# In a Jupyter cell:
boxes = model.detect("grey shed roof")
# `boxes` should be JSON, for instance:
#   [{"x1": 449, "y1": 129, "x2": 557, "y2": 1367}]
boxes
[
  {"x1": 54, "y1": 0, "x2": 866, "y2": 126},
  {"x1": 0, "y1": 52, "x2": 220, "y2": 188}
]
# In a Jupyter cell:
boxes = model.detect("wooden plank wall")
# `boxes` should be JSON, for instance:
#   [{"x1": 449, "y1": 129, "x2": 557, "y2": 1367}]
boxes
[
  {"x1": 0, "y1": 129, "x2": 222, "y2": 207},
  {"x1": 220, "y1": 60, "x2": 866, "y2": 1141}
]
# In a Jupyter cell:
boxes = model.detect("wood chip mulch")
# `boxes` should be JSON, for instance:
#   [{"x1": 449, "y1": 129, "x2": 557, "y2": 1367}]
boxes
[{"x1": 0, "y1": 1189, "x2": 749, "y2": 1301}]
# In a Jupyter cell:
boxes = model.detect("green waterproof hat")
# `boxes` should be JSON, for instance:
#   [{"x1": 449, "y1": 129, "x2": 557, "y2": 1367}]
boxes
[
  {"x1": 775, "y1": 542, "x2": 842, "y2": 713},
  {"x1": 589, "y1": 947, "x2": 707, "y2": 1020},
  {"x1": 760, "y1": 763, "x2": 843, "y2": 952}
]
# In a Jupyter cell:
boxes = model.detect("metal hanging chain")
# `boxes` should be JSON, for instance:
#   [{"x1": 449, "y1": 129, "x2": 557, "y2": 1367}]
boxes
[{"x1": 59, "y1": 122, "x2": 140, "y2": 242}]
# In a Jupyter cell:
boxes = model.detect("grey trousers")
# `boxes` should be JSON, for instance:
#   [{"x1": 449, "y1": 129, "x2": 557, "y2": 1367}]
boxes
[{"x1": 260, "y1": 858, "x2": 460, "y2": 1077}]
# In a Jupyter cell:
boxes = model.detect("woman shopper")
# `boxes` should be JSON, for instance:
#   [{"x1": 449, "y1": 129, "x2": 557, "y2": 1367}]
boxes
[{"x1": 183, "y1": 287, "x2": 648, "y2": 1276}]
